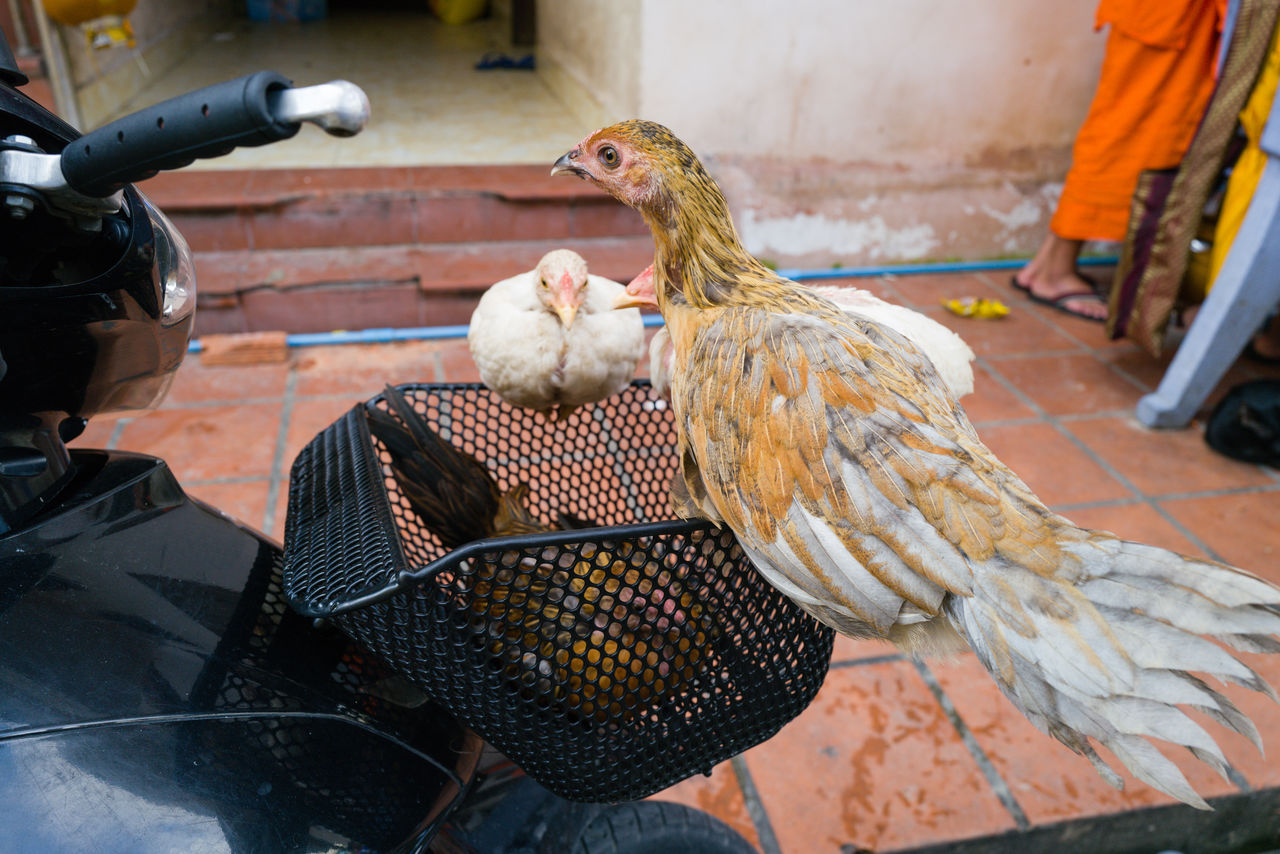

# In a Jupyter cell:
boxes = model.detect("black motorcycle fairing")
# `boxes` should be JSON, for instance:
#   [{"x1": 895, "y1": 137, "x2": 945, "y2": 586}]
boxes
[{"x1": 0, "y1": 450, "x2": 478, "y2": 852}]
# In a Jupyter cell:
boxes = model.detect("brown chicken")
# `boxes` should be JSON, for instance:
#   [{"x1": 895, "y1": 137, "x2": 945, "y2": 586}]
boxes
[
  {"x1": 552, "y1": 120, "x2": 1280, "y2": 807},
  {"x1": 366, "y1": 385, "x2": 711, "y2": 724}
]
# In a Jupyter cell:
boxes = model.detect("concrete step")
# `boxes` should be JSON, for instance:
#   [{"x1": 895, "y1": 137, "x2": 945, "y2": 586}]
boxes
[
  {"x1": 144, "y1": 165, "x2": 647, "y2": 252},
  {"x1": 193, "y1": 235, "x2": 655, "y2": 335},
  {"x1": 143, "y1": 165, "x2": 653, "y2": 335}
]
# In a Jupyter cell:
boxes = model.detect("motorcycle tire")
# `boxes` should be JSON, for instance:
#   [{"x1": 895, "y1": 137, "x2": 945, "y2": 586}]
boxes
[{"x1": 570, "y1": 800, "x2": 758, "y2": 854}]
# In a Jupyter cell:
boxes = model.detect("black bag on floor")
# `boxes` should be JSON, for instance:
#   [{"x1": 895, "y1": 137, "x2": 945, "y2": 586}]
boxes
[{"x1": 1205, "y1": 379, "x2": 1280, "y2": 467}]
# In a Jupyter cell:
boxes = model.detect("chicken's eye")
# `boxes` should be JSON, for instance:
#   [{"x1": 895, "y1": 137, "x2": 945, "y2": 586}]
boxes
[
  {"x1": 598, "y1": 146, "x2": 620, "y2": 169},
  {"x1": 539, "y1": 278, "x2": 549, "y2": 288}
]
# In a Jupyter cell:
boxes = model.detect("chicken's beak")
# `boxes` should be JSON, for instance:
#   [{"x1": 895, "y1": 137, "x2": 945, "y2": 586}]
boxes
[
  {"x1": 613, "y1": 264, "x2": 657, "y2": 311},
  {"x1": 611, "y1": 290, "x2": 648, "y2": 311},
  {"x1": 552, "y1": 270, "x2": 582, "y2": 327},
  {"x1": 554, "y1": 303, "x2": 579, "y2": 327},
  {"x1": 551, "y1": 149, "x2": 587, "y2": 178}
]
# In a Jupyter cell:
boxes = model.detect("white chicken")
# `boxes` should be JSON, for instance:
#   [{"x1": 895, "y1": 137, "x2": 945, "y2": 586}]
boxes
[
  {"x1": 468, "y1": 249, "x2": 646, "y2": 419},
  {"x1": 616, "y1": 264, "x2": 976, "y2": 400}
]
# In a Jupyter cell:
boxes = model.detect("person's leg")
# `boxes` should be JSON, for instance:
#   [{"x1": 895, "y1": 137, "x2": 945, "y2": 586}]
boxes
[{"x1": 1013, "y1": 234, "x2": 1106, "y2": 319}]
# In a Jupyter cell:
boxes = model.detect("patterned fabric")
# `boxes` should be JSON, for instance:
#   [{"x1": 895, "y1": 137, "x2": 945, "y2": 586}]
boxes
[
  {"x1": 1208, "y1": 17, "x2": 1280, "y2": 283},
  {"x1": 1107, "y1": 0, "x2": 1280, "y2": 355}
]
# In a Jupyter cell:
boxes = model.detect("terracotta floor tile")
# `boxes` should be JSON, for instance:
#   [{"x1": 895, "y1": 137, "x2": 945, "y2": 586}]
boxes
[
  {"x1": 114, "y1": 403, "x2": 281, "y2": 481},
  {"x1": 1096, "y1": 343, "x2": 1176, "y2": 391},
  {"x1": 270, "y1": 478, "x2": 289, "y2": 543},
  {"x1": 831, "y1": 634, "x2": 899, "y2": 663},
  {"x1": 796, "y1": 275, "x2": 904, "y2": 305},
  {"x1": 164, "y1": 355, "x2": 291, "y2": 405},
  {"x1": 743, "y1": 661, "x2": 1015, "y2": 853},
  {"x1": 958, "y1": 363, "x2": 1037, "y2": 425},
  {"x1": 69, "y1": 417, "x2": 120, "y2": 449},
  {"x1": 648, "y1": 762, "x2": 760, "y2": 851},
  {"x1": 1065, "y1": 416, "x2": 1275, "y2": 498},
  {"x1": 185, "y1": 479, "x2": 272, "y2": 534},
  {"x1": 437, "y1": 339, "x2": 483, "y2": 383},
  {"x1": 992, "y1": 354, "x2": 1145, "y2": 417},
  {"x1": 930, "y1": 653, "x2": 1238, "y2": 824},
  {"x1": 890, "y1": 272, "x2": 999, "y2": 310},
  {"x1": 1058, "y1": 502, "x2": 1208, "y2": 560},
  {"x1": 1099, "y1": 341, "x2": 1261, "y2": 416},
  {"x1": 292, "y1": 341, "x2": 445, "y2": 397},
  {"x1": 924, "y1": 304, "x2": 1083, "y2": 358},
  {"x1": 1159, "y1": 490, "x2": 1280, "y2": 582},
  {"x1": 1215, "y1": 651, "x2": 1280, "y2": 790},
  {"x1": 1019, "y1": 301, "x2": 1119, "y2": 351},
  {"x1": 975, "y1": 421, "x2": 1132, "y2": 508},
  {"x1": 285, "y1": 397, "x2": 364, "y2": 471}
]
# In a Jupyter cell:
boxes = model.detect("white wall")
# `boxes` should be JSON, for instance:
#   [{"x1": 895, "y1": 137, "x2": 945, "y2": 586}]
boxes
[
  {"x1": 537, "y1": 0, "x2": 641, "y2": 130},
  {"x1": 541, "y1": 0, "x2": 1109, "y2": 264},
  {"x1": 636, "y1": 0, "x2": 1102, "y2": 166}
]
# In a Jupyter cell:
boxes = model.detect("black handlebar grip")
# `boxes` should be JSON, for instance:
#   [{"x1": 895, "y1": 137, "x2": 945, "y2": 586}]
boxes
[{"x1": 60, "y1": 71, "x2": 300, "y2": 197}]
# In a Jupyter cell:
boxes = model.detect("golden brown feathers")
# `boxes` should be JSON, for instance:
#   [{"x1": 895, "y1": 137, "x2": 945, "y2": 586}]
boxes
[{"x1": 553, "y1": 120, "x2": 1280, "y2": 808}]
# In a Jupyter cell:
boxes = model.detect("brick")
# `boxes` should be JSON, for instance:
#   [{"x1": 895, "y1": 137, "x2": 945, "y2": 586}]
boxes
[{"x1": 199, "y1": 331, "x2": 289, "y2": 366}]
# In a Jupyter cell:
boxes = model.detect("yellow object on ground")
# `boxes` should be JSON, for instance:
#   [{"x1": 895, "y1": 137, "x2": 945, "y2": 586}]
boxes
[
  {"x1": 42, "y1": 0, "x2": 134, "y2": 25},
  {"x1": 1207, "y1": 18, "x2": 1280, "y2": 285},
  {"x1": 428, "y1": 0, "x2": 486, "y2": 25},
  {"x1": 942, "y1": 297, "x2": 1010, "y2": 319}
]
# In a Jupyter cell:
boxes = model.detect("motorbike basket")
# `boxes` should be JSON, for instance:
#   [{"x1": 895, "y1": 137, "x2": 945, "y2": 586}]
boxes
[{"x1": 282, "y1": 382, "x2": 834, "y2": 803}]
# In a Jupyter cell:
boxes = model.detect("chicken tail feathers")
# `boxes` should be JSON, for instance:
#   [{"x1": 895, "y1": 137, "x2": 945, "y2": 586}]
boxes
[
  {"x1": 366, "y1": 385, "x2": 502, "y2": 547},
  {"x1": 947, "y1": 532, "x2": 1280, "y2": 810}
]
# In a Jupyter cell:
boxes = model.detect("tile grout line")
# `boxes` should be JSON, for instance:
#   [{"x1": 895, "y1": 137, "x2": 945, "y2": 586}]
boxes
[
  {"x1": 1137, "y1": 481, "x2": 1280, "y2": 504},
  {"x1": 959, "y1": 346, "x2": 1268, "y2": 797},
  {"x1": 985, "y1": 349, "x2": 1264, "y2": 797},
  {"x1": 828, "y1": 653, "x2": 906, "y2": 669},
  {"x1": 978, "y1": 348, "x2": 1091, "y2": 361},
  {"x1": 911, "y1": 658, "x2": 1031, "y2": 832},
  {"x1": 975, "y1": 356, "x2": 1226, "y2": 564},
  {"x1": 261, "y1": 370, "x2": 298, "y2": 536},
  {"x1": 974, "y1": 268, "x2": 1275, "y2": 426},
  {"x1": 156, "y1": 390, "x2": 378, "y2": 410},
  {"x1": 729, "y1": 755, "x2": 784, "y2": 854},
  {"x1": 105, "y1": 418, "x2": 128, "y2": 450},
  {"x1": 1048, "y1": 480, "x2": 1280, "y2": 512},
  {"x1": 183, "y1": 475, "x2": 275, "y2": 487},
  {"x1": 969, "y1": 269, "x2": 1161, "y2": 391},
  {"x1": 970, "y1": 410, "x2": 1139, "y2": 431}
]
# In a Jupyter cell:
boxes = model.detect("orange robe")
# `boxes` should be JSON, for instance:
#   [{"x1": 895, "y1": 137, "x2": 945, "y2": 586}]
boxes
[{"x1": 1051, "y1": 0, "x2": 1226, "y2": 242}]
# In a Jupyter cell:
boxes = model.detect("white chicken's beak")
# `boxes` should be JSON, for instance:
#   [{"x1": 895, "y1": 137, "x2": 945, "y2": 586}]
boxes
[{"x1": 554, "y1": 303, "x2": 578, "y2": 327}]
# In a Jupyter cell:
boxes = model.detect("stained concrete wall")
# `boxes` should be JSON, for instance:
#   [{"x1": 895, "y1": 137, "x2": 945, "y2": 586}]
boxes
[
  {"x1": 539, "y1": 0, "x2": 1108, "y2": 266},
  {"x1": 56, "y1": 0, "x2": 235, "y2": 128}
]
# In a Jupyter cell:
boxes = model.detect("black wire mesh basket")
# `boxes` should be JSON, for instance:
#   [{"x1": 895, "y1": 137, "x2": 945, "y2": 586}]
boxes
[{"x1": 282, "y1": 382, "x2": 834, "y2": 803}]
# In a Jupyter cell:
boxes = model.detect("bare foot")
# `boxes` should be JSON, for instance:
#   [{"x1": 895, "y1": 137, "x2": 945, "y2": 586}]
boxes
[{"x1": 1014, "y1": 234, "x2": 1107, "y2": 321}]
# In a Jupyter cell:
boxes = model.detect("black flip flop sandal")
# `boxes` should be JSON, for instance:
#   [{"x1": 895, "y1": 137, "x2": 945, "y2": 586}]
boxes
[{"x1": 1010, "y1": 275, "x2": 1106, "y2": 322}]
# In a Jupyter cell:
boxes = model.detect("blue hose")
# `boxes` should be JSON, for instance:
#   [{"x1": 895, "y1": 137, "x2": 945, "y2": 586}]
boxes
[{"x1": 188, "y1": 255, "x2": 1118, "y2": 352}]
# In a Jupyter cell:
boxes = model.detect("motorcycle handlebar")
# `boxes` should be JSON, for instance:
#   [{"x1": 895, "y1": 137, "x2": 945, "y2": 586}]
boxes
[{"x1": 58, "y1": 72, "x2": 370, "y2": 197}]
